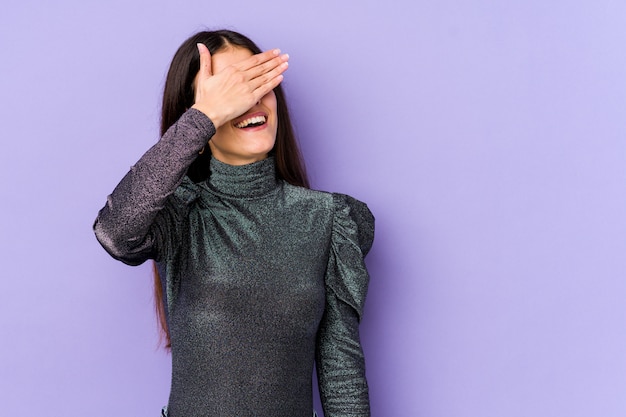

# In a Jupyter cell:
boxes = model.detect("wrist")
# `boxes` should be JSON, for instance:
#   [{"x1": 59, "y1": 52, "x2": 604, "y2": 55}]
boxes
[{"x1": 191, "y1": 104, "x2": 225, "y2": 129}]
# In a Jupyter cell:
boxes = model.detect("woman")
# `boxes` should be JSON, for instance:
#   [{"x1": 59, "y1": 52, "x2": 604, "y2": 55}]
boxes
[{"x1": 94, "y1": 30, "x2": 374, "y2": 417}]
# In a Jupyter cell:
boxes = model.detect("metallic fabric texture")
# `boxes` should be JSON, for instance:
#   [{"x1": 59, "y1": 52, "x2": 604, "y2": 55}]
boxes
[{"x1": 94, "y1": 109, "x2": 374, "y2": 417}]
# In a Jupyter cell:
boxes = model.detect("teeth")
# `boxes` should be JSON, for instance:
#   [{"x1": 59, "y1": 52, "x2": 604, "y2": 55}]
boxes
[{"x1": 235, "y1": 115, "x2": 267, "y2": 128}]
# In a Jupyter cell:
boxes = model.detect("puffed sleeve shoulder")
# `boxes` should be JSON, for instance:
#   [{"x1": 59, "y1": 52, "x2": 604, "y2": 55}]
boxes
[
  {"x1": 316, "y1": 193, "x2": 374, "y2": 417},
  {"x1": 326, "y1": 193, "x2": 375, "y2": 320}
]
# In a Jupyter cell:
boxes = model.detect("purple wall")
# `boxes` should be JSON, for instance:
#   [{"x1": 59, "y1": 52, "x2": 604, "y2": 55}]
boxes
[{"x1": 1, "y1": 1, "x2": 625, "y2": 416}]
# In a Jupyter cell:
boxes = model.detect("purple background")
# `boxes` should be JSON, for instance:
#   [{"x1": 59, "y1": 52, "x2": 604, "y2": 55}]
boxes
[{"x1": 1, "y1": 1, "x2": 625, "y2": 416}]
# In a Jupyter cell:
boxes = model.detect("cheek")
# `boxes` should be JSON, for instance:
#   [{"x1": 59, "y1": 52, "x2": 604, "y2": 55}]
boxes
[
  {"x1": 210, "y1": 126, "x2": 235, "y2": 147},
  {"x1": 263, "y1": 91, "x2": 278, "y2": 115}
]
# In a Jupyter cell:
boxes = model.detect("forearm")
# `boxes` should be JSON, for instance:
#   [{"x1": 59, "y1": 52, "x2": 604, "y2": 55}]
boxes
[
  {"x1": 316, "y1": 295, "x2": 370, "y2": 417},
  {"x1": 93, "y1": 109, "x2": 215, "y2": 264}
]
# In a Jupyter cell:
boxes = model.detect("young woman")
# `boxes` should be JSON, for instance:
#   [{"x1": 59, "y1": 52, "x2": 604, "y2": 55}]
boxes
[{"x1": 94, "y1": 29, "x2": 374, "y2": 417}]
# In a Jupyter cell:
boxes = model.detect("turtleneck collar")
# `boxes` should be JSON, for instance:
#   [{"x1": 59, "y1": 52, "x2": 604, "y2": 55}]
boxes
[{"x1": 206, "y1": 156, "x2": 279, "y2": 198}]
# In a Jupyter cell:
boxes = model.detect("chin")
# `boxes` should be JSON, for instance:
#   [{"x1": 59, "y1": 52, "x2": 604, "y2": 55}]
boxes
[{"x1": 241, "y1": 135, "x2": 276, "y2": 157}]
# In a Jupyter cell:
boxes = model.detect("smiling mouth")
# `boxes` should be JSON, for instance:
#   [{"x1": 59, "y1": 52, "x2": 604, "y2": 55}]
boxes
[{"x1": 235, "y1": 115, "x2": 267, "y2": 129}]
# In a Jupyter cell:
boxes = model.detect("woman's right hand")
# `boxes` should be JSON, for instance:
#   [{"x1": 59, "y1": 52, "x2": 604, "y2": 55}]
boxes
[{"x1": 191, "y1": 43, "x2": 289, "y2": 129}]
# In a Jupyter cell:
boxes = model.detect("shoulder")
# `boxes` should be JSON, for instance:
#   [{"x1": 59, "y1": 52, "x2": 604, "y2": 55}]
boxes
[
  {"x1": 283, "y1": 183, "x2": 374, "y2": 226},
  {"x1": 282, "y1": 183, "x2": 334, "y2": 211},
  {"x1": 280, "y1": 186, "x2": 374, "y2": 246},
  {"x1": 283, "y1": 182, "x2": 331, "y2": 199},
  {"x1": 331, "y1": 193, "x2": 374, "y2": 224},
  {"x1": 282, "y1": 184, "x2": 373, "y2": 215},
  {"x1": 330, "y1": 193, "x2": 375, "y2": 256},
  {"x1": 323, "y1": 192, "x2": 374, "y2": 320},
  {"x1": 167, "y1": 177, "x2": 208, "y2": 209}
]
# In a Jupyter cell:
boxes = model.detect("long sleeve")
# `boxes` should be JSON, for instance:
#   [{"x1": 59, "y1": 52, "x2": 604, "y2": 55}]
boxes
[
  {"x1": 93, "y1": 109, "x2": 215, "y2": 265},
  {"x1": 316, "y1": 193, "x2": 375, "y2": 417}
]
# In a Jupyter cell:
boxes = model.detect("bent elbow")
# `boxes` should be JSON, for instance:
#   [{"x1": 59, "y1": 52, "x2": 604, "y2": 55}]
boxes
[{"x1": 93, "y1": 218, "x2": 147, "y2": 266}]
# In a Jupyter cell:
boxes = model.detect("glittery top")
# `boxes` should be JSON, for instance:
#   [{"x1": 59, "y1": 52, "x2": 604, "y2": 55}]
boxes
[{"x1": 94, "y1": 109, "x2": 374, "y2": 417}]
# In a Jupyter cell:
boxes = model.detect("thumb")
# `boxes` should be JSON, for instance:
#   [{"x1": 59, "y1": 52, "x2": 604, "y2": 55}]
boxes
[{"x1": 196, "y1": 43, "x2": 212, "y2": 77}]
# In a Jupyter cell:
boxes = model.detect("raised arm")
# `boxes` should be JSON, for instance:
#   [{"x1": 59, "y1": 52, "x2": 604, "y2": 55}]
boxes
[
  {"x1": 93, "y1": 109, "x2": 215, "y2": 264},
  {"x1": 93, "y1": 45, "x2": 289, "y2": 264}
]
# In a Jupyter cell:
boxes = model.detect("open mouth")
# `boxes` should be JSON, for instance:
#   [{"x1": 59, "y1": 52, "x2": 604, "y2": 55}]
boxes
[{"x1": 235, "y1": 115, "x2": 267, "y2": 129}]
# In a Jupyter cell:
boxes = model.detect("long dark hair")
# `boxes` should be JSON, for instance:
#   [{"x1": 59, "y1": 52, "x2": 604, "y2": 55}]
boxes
[{"x1": 154, "y1": 30, "x2": 309, "y2": 348}]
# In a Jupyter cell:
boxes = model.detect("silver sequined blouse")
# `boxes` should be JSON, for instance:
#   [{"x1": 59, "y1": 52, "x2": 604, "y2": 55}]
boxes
[{"x1": 94, "y1": 109, "x2": 374, "y2": 417}]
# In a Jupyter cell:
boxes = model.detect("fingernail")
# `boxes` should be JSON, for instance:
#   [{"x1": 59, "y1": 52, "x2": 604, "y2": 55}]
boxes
[
  {"x1": 282, "y1": 53, "x2": 289, "y2": 60},
  {"x1": 273, "y1": 49, "x2": 281, "y2": 55}
]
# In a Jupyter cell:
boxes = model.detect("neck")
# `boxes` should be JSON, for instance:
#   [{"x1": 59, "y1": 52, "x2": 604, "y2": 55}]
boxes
[{"x1": 206, "y1": 156, "x2": 278, "y2": 198}]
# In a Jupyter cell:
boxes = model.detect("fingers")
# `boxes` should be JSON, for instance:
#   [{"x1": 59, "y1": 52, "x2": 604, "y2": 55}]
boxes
[
  {"x1": 235, "y1": 48, "x2": 282, "y2": 71},
  {"x1": 221, "y1": 49, "x2": 288, "y2": 101},
  {"x1": 236, "y1": 52, "x2": 289, "y2": 93},
  {"x1": 196, "y1": 43, "x2": 212, "y2": 77},
  {"x1": 250, "y1": 53, "x2": 289, "y2": 81},
  {"x1": 250, "y1": 60, "x2": 288, "y2": 97},
  {"x1": 253, "y1": 73, "x2": 284, "y2": 102}
]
